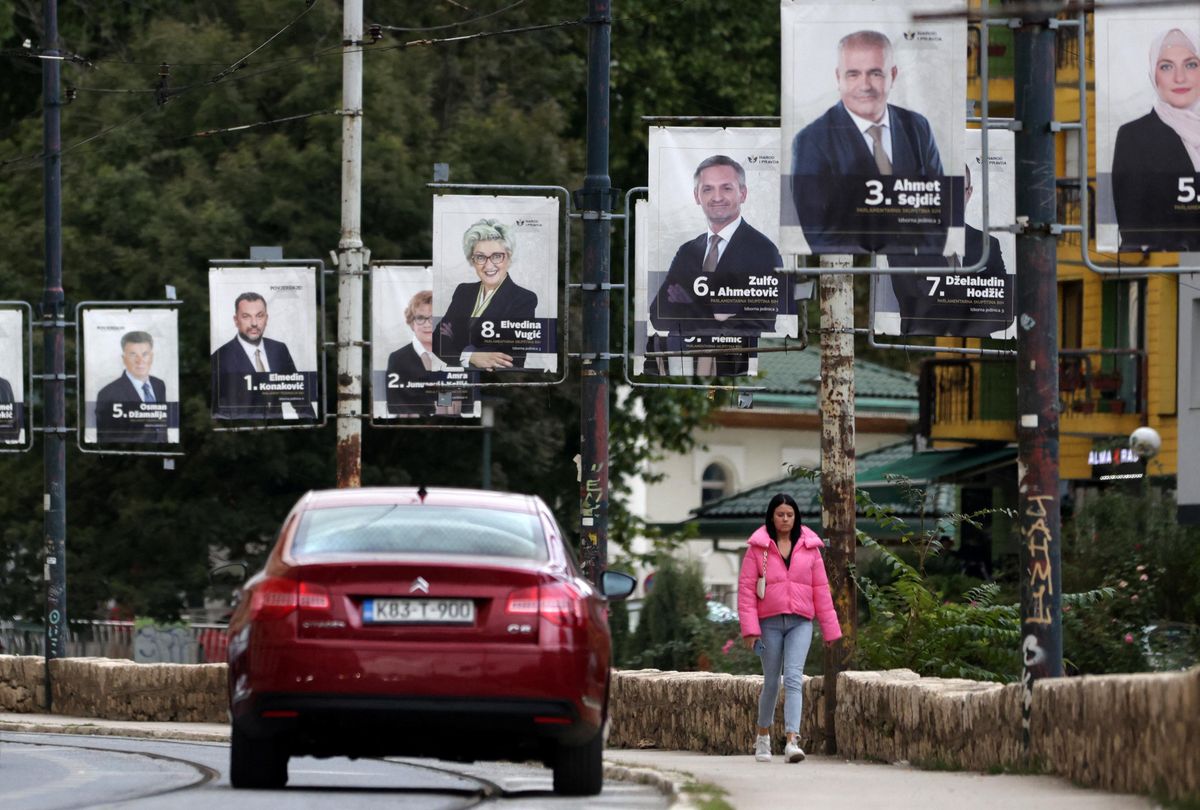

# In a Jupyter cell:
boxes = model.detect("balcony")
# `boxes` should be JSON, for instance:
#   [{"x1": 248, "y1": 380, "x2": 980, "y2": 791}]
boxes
[{"x1": 918, "y1": 348, "x2": 1146, "y2": 443}]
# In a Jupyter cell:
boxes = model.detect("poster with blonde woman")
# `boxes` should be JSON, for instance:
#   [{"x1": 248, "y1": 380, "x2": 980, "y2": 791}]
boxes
[{"x1": 1096, "y1": 11, "x2": 1200, "y2": 252}]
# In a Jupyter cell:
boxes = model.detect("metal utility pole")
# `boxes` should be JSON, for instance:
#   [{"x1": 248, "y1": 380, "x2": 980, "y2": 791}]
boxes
[
  {"x1": 818, "y1": 257, "x2": 856, "y2": 754},
  {"x1": 576, "y1": 0, "x2": 616, "y2": 586},
  {"x1": 1013, "y1": 13, "x2": 1063, "y2": 749},
  {"x1": 42, "y1": 0, "x2": 68, "y2": 698},
  {"x1": 335, "y1": 0, "x2": 365, "y2": 488}
]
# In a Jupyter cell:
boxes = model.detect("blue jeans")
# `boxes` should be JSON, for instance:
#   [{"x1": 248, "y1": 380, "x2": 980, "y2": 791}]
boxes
[{"x1": 754, "y1": 614, "x2": 813, "y2": 733}]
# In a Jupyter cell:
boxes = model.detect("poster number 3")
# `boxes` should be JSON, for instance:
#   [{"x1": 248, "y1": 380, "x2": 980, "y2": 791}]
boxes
[{"x1": 865, "y1": 180, "x2": 884, "y2": 206}]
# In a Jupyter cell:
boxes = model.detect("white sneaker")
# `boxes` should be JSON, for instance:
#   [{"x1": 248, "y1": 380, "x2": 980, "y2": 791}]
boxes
[
  {"x1": 784, "y1": 739, "x2": 806, "y2": 763},
  {"x1": 754, "y1": 734, "x2": 772, "y2": 762}
]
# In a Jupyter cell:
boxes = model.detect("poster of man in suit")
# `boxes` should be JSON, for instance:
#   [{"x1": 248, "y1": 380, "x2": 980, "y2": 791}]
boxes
[
  {"x1": 208, "y1": 266, "x2": 319, "y2": 421},
  {"x1": 635, "y1": 127, "x2": 798, "y2": 378},
  {"x1": 872, "y1": 128, "x2": 1016, "y2": 339},
  {"x1": 370, "y1": 265, "x2": 480, "y2": 420},
  {"x1": 0, "y1": 308, "x2": 26, "y2": 445},
  {"x1": 780, "y1": 0, "x2": 966, "y2": 257},
  {"x1": 432, "y1": 195, "x2": 559, "y2": 375},
  {"x1": 82, "y1": 307, "x2": 180, "y2": 445},
  {"x1": 1095, "y1": 9, "x2": 1200, "y2": 253}
]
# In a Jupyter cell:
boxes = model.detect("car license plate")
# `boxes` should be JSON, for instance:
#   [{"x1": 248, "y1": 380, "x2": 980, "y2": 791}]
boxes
[{"x1": 363, "y1": 598, "x2": 475, "y2": 625}]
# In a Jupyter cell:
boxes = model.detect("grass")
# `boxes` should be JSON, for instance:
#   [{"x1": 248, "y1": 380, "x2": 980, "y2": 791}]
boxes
[{"x1": 682, "y1": 780, "x2": 733, "y2": 810}]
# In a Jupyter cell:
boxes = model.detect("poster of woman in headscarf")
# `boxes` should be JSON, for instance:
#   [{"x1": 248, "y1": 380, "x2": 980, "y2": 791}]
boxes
[
  {"x1": 780, "y1": 0, "x2": 967, "y2": 257},
  {"x1": 1096, "y1": 10, "x2": 1200, "y2": 253},
  {"x1": 81, "y1": 307, "x2": 180, "y2": 445},
  {"x1": 0, "y1": 308, "x2": 25, "y2": 445},
  {"x1": 635, "y1": 126, "x2": 796, "y2": 379},
  {"x1": 432, "y1": 195, "x2": 559, "y2": 374},
  {"x1": 370, "y1": 265, "x2": 480, "y2": 420}
]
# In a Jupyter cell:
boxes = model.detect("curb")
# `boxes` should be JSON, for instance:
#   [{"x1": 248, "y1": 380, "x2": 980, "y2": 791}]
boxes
[{"x1": 605, "y1": 758, "x2": 699, "y2": 809}]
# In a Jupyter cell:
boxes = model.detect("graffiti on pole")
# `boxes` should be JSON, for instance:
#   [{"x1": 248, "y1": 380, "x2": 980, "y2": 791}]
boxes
[{"x1": 1022, "y1": 494, "x2": 1055, "y2": 625}]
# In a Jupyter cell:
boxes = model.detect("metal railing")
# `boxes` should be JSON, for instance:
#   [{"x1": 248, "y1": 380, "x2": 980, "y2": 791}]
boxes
[
  {"x1": 919, "y1": 348, "x2": 1146, "y2": 433},
  {"x1": 0, "y1": 620, "x2": 228, "y2": 664}
]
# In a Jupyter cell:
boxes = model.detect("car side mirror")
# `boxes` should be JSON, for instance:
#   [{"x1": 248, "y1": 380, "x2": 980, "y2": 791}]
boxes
[
  {"x1": 210, "y1": 561, "x2": 248, "y2": 584},
  {"x1": 600, "y1": 570, "x2": 636, "y2": 601}
]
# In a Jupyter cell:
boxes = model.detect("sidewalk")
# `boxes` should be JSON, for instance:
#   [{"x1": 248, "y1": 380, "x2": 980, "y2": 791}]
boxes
[{"x1": 0, "y1": 713, "x2": 1159, "y2": 809}]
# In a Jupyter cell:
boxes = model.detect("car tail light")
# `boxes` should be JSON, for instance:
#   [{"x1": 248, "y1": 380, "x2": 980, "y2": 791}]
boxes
[
  {"x1": 298, "y1": 581, "x2": 331, "y2": 611},
  {"x1": 506, "y1": 583, "x2": 584, "y2": 627},
  {"x1": 249, "y1": 577, "x2": 297, "y2": 620}
]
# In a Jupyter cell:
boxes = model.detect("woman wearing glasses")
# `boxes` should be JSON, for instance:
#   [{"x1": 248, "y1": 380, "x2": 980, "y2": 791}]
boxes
[
  {"x1": 385, "y1": 289, "x2": 443, "y2": 417},
  {"x1": 437, "y1": 219, "x2": 538, "y2": 370}
]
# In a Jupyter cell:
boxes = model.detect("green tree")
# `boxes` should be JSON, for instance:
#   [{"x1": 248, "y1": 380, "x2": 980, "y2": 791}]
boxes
[{"x1": 628, "y1": 555, "x2": 707, "y2": 670}]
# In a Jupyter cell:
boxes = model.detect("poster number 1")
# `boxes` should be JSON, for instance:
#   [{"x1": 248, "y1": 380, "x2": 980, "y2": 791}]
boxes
[{"x1": 865, "y1": 180, "x2": 884, "y2": 205}]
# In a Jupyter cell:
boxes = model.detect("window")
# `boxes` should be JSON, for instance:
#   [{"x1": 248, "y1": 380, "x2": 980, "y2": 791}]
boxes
[{"x1": 701, "y1": 463, "x2": 732, "y2": 505}]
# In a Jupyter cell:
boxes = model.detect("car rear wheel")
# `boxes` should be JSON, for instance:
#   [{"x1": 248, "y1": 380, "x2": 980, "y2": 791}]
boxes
[
  {"x1": 230, "y1": 724, "x2": 288, "y2": 789},
  {"x1": 551, "y1": 729, "x2": 603, "y2": 796}
]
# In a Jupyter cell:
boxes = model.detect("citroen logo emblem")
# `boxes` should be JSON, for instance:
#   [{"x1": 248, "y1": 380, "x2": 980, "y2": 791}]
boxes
[{"x1": 410, "y1": 577, "x2": 430, "y2": 594}]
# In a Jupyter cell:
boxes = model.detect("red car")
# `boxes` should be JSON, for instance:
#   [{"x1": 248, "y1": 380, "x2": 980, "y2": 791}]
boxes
[{"x1": 224, "y1": 486, "x2": 635, "y2": 795}]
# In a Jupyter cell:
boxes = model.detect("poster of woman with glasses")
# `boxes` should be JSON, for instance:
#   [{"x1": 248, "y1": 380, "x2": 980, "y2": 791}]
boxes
[
  {"x1": 369, "y1": 264, "x2": 480, "y2": 420},
  {"x1": 432, "y1": 195, "x2": 560, "y2": 374}
]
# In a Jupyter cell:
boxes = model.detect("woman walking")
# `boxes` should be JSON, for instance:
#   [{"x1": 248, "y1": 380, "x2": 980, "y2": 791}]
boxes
[{"x1": 737, "y1": 493, "x2": 842, "y2": 763}]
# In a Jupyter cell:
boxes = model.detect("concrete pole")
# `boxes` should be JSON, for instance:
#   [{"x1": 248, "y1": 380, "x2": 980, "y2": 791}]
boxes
[
  {"x1": 818, "y1": 257, "x2": 856, "y2": 755},
  {"x1": 42, "y1": 0, "x2": 68, "y2": 699},
  {"x1": 576, "y1": 0, "x2": 614, "y2": 586},
  {"x1": 1013, "y1": 14, "x2": 1063, "y2": 749},
  {"x1": 336, "y1": 0, "x2": 365, "y2": 488}
]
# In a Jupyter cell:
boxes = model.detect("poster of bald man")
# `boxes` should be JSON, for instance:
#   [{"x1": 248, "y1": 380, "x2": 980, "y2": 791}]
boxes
[
  {"x1": 0, "y1": 308, "x2": 26, "y2": 445},
  {"x1": 209, "y1": 266, "x2": 320, "y2": 422},
  {"x1": 1095, "y1": 8, "x2": 1200, "y2": 253},
  {"x1": 370, "y1": 264, "x2": 480, "y2": 421},
  {"x1": 432, "y1": 195, "x2": 560, "y2": 374},
  {"x1": 872, "y1": 128, "x2": 1016, "y2": 339},
  {"x1": 637, "y1": 126, "x2": 796, "y2": 378},
  {"x1": 81, "y1": 307, "x2": 180, "y2": 445},
  {"x1": 781, "y1": 0, "x2": 967, "y2": 257}
]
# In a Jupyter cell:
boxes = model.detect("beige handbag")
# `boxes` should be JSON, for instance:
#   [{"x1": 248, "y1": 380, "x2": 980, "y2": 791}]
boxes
[{"x1": 755, "y1": 549, "x2": 768, "y2": 599}]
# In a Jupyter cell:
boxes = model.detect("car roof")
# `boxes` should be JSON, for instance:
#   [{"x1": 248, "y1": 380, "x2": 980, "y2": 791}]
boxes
[{"x1": 298, "y1": 487, "x2": 543, "y2": 514}]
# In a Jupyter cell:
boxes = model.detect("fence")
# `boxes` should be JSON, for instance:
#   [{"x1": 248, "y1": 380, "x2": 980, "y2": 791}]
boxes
[{"x1": 0, "y1": 620, "x2": 228, "y2": 664}]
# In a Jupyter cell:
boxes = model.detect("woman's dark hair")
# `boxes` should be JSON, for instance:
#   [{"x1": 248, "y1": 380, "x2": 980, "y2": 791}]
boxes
[{"x1": 764, "y1": 493, "x2": 802, "y2": 543}]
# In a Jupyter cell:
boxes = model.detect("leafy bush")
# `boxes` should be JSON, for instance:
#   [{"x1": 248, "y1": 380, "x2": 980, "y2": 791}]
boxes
[{"x1": 626, "y1": 555, "x2": 708, "y2": 670}]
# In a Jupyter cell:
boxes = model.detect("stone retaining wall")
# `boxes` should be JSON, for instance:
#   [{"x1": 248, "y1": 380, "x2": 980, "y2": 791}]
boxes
[{"x1": 2, "y1": 655, "x2": 1196, "y2": 799}]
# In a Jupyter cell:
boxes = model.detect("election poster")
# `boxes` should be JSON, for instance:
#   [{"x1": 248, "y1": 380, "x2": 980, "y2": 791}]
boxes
[
  {"x1": 637, "y1": 126, "x2": 796, "y2": 379},
  {"x1": 1095, "y1": 9, "x2": 1200, "y2": 253},
  {"x1": 872, "y1": 128, "x2": 1016, "y2": 339},
  {"x1": 81, "y1": 307, "x2": 180, "y2": 445},
  {"x1": 0, "y1": 308, "x2": 25, "y2": 445},
  {"x1": 431, "y1": 195, "x2": 559, "y2": 374},
  {"x1": 780, "y1": 0, "x2": 967, "y2": 257},
  {"x1": 370, "y1": 265, "x2": 481, "y2": 420},
  {"x1": 208, "y1": 266, "x2": 320, "y2": 421}
]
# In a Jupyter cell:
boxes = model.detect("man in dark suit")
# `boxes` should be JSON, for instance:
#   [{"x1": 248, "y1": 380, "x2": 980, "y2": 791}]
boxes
[
  {"x1": 648, "y1": 155, "x2": 785, "y2": 377},
  {"x1": 0, "y1": 375, "x2": 18, "y2": 442},
  {"x1": 885, "y1": 163, "x2": 1012, "y2": 337},
  {"x1": 95, "y1": 330, "x2": 169, "y2": 443},
  {"x1": 211, "y1": 292, "x2": 316, "y2": 420},
  {"x1": 791, "y1": 30, "x2": 946, "y2": 254},
  {"x1": 437, "y1": 219, "x2": 539, "y2": 370}
]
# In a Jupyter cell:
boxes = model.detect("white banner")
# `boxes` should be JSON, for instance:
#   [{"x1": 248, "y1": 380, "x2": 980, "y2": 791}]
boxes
[
  {"x1": 432, "y1": 195, "x2": 559, "y2": 374},
  {"x1": 780, "y1": 0, "x2": 967, "y2": 256},
  {"x1": 208, "y1": 266, "x2": 319, "y2": 421},
  {"x1": 1095, "y1": 9, "x2": 1200, "y2": 252},
  {"x1": 0, "y1": 308, "x2": 25, "y2": 444},
  {"x1": 82, "y1": 308, "x2": 180, "y2": 445}
]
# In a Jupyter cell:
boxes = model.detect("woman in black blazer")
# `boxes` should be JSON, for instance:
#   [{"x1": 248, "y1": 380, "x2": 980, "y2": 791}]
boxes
[{"x1": 1112, "y1": 28, "x2": 1200, "y2": 252}]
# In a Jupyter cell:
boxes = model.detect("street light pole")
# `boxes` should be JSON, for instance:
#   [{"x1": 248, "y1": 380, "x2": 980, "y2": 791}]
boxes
[
  {"x1": 42, "y1": 0, "x2": 68, "y2": 703},
  {"x1": 336, "y1": 0, "x2": 365, "y2": 488}
]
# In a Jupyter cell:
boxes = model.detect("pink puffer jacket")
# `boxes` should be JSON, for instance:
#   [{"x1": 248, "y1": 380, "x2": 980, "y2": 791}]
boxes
[{"x1": 737, "y1": 525, "x2": 842, "y2": 642}]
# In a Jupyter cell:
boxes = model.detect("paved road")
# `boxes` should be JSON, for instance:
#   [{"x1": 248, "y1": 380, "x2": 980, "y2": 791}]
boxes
[
  {"x1": 0, "y1": 714, "x2": 1167, "y2": 809},
  {"x1": 0, "y1": 732, "x2": 669, "y2": 810}
]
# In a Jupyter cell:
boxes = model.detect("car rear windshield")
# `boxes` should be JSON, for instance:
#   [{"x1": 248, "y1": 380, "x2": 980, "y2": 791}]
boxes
[{"x1": 291, "y1": 504, "x2": 548, "y2": 561}]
